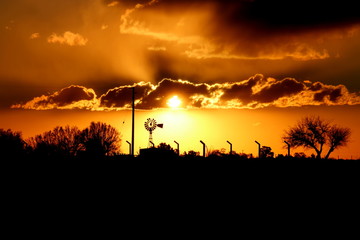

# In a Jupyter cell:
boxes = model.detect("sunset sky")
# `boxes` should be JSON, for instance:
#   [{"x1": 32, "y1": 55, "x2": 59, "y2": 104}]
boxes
[{"x1": 1, "y1": 0, "x2": 360, "y2": 158}]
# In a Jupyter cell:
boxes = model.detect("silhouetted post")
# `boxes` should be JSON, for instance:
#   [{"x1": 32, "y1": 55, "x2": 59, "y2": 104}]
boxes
[
  {"x1": 255, "y1": 140, "x2": 261, "y2": 158},
  {"x1": 200, "y1": 140, "x2": 206, "y2": 158},
  {"x1": 126, "y1": 141, "x2": 131, "y2": 155},
  {"x1": 131, "y1": 87, "x2": 135, "y2": 157},
  {"x1": 284, "y1": 141, "x2": 291, "y2": 157},
  {"x1": 174, "y1": 140, "x2": 179, "y2": 156},
  {"x1": 150, "y1": 141, "x2": 155, "y2": 148},
  {"x1": 226, "y1": 140, "x2": 232, "y2": 155}
]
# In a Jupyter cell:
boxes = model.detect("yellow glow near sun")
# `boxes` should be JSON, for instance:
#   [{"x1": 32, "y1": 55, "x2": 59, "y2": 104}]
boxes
[{"x1": 167, "y1": 96, "x2": 182, "y2": 108}]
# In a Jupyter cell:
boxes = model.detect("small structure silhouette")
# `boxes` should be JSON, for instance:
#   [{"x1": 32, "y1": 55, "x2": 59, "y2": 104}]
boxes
[{"x1": 139, "y1": 143, "x2": 177, "y2": 160}]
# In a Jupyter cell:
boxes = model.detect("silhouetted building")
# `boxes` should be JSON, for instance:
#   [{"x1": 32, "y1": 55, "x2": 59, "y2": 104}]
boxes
[{"x1": 139, "y1": 147, "x2": 178, "y2": 160}]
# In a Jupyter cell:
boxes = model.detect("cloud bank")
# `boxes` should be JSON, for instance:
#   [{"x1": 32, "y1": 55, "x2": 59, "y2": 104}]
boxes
[
  {"x1": 12, "y1": 75, "x2": 360, "y2": 110},
  {"x1": 12, "y1": 85, "x2": 97, "y2": 110}
]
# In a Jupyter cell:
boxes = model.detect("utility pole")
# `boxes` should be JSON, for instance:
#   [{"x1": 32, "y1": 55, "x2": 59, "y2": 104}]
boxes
[
  {"x1": 255, "y1": 140, "x2": 261, "y2": 158},
  {"x1": 226, "y1": 141, "x2": 233, "y2": 155},
  {"x1": 200, "y1": 140, "x2": 206, "y2": 158},
  {"x1": 131, "y1": 87, "x2": 135, "y2": 157},
  {"x1": 174, "y1": 140, "x2": 179, "y2": 156}
]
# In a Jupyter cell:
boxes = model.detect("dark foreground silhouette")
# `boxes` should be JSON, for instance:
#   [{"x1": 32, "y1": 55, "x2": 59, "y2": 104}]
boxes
[{"x1": 2, "y1": 147, "x2": 357, "y2": 161}]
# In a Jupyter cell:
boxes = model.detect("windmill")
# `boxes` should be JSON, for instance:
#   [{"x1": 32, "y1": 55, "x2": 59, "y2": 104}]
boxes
[{"x1": 144, "y1": 118, "x2": 163, "y2": 148}]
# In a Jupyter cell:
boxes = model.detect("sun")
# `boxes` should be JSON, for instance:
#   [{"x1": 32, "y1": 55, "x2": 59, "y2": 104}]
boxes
[{"x1": 167, "y1": 95, "x2": 182, "y2": 108}]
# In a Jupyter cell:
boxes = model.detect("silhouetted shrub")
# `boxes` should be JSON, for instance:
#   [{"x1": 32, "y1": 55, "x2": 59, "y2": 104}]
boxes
[
  {"x1": 184, "y1": 150, "x2": 200, "y2": 157},
  {"x1": 207, "y1": 149, "x2": 226, "y2": 160},
  {"x1": 294, "y1": 152, "x2": 307, "y2": 159},
  {"x1": 183, "y1": 150, "x2": 202, "y2": 160},
  {"x1": 157, "y1": 142, "x2": 174, "y2": 151},
  {"x1": 260, "y1": 146, "x2": 274, "y2": 159}
]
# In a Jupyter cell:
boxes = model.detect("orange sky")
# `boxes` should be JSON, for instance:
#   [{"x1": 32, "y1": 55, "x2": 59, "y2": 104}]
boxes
[
  {"x1": 1, "y1": 0, "x2": 359, "y2": 159},
  {"x1": 1, "y1": 106, "x2": 359, "y2": 159}
]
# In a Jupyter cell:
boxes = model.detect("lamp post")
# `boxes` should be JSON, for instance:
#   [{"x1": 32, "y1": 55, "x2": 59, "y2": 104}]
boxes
[
  {"x1": 174, "y1": 140, "x2": 179, "y2": 156},
  {"x1": 226, "y1": 141, "x2": 233, "y2": 155},
  {"x1": 200, "y1": 140, "x2": 206, "y2": 158},
  {"x1": 126, "y1": 141, "x2": 131, "y2": 155},
  {"x1": 284, "y1": 141, "x2": 291, "y2": 157},
  {"x1": 255, "y1": 140, "x2": 261, "y2": 158}
]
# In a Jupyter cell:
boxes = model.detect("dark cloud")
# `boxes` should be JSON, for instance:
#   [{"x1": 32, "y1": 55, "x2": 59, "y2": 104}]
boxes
[
  {"x1": 253, "y1": 78, "x2": 305, "y2": 103},
  {"x1": 165, "y1": 0, "x2": 360, "y2": 31},
  {"x1": 116, "y1": 0, "x2": 358, "y2": 64},
  {"x1": 152, "y1": 0, "x2": 360, "y2": 36},
  {"x1": 248, "y1": 0, "x2": 360, "y2": 29},
  {"x1": 52, "y1": 85, "x2": 95, "y2": 106},
  {"x1": 314, "y1": 86, "x2": 344, "y2": 103},
  {"x1": 12, "y1": 85, "x2": 97, "y2": 110},
  {"x1": 308, "y1": 82, "x2": 324, "y2": 91},
  {"x1": 100, "y1": 83, "x2": 153, "y2": 108},
  {"x1": 307, "y1": 81, "x2": 345, "y2": 103},
  {"x1": 220, "y1": 74, "x2": 262, "y2": 104}
]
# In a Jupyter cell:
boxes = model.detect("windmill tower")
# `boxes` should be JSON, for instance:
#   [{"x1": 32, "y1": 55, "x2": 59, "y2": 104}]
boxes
[{"x1": 144, "y1": 118, "x2": 163, "y2": 148}]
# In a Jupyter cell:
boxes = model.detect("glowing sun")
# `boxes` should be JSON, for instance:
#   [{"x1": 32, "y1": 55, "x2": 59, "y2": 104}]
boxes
[{"x1": 167, "y1": 96, "x2": 182, "y2": 108}]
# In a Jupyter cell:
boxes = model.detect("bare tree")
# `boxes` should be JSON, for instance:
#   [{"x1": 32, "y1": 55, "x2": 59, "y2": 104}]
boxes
[
  {"x1": 27, "y1": 126, "x2": 82, "y2": 159},
  {"x1": 80, "y1": 122, "x2": 121, "y2": 157},
  {"x1": 283, "y1": 116, "x2": 351, "y2": 159},
  {"x1": 324, "y1": 125, "x2": 351, "y2": 159}
]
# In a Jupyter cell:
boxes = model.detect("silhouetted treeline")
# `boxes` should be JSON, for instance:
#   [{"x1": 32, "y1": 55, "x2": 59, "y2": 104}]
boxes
[
  {"x1": 0, "y1": 122, "x2": 121, "y2": 160},
  {"x1": 0, "y1": 129, "x2": 26, "y2": 159}
]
